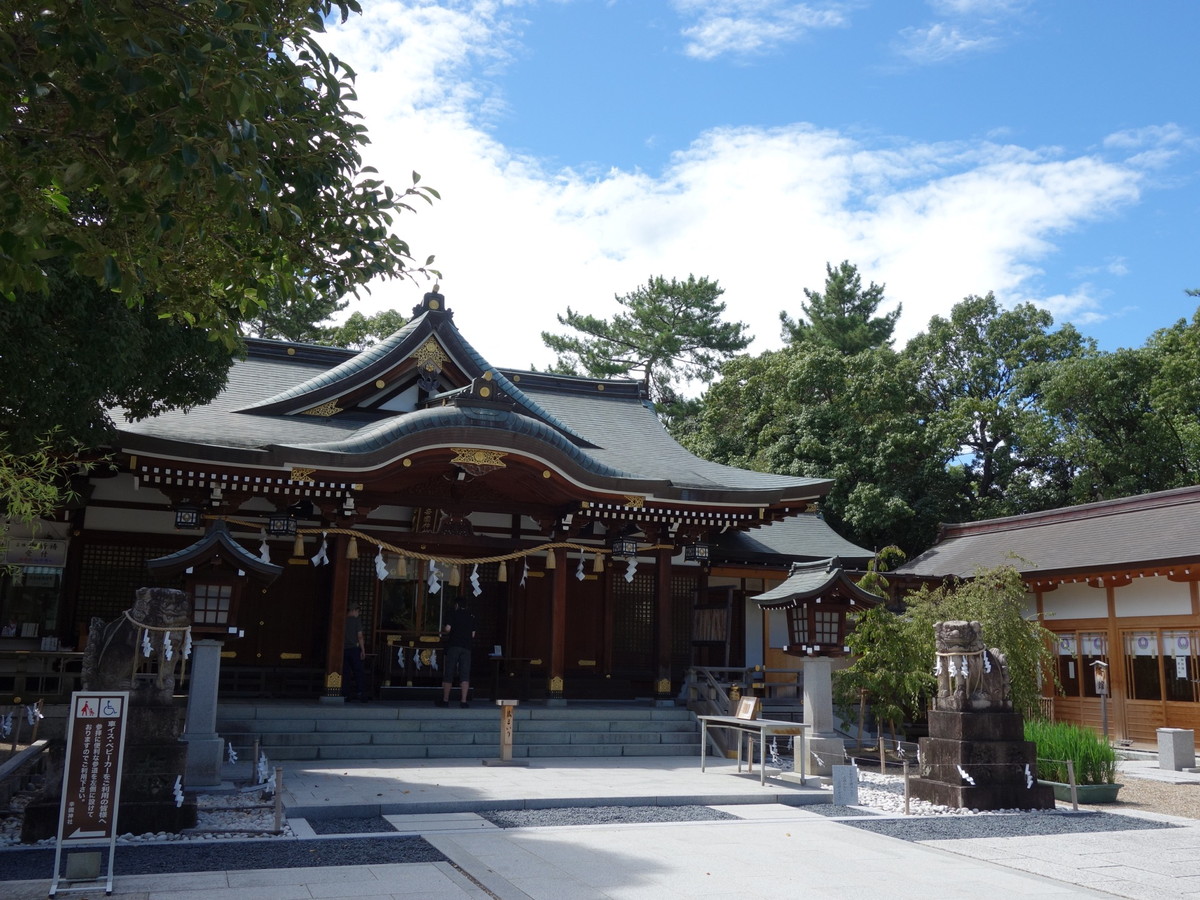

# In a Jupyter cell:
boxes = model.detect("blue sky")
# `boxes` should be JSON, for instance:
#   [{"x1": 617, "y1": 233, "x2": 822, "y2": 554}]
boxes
[{"x1": 321, "y1": 1, "x2": 1198, "y2": 373}]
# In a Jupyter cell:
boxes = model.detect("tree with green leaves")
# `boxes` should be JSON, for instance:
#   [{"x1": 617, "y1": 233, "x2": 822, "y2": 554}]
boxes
[
  {"x1": 323, "y1": 309, "x2": 410, "y2": 350},
  {"x1": 1040, "y1": 348, "x2": 1194, "y2": 503},
  {"x1": 780, "y1": 260, "x2": 900, "y2": 353},
  {"x1": 1, "y1": 0, "x2": 437, "y2": 527},
  {"x1": 1, "y1": 0, "x2": 438, "y2": 339},
  {"x1": 684, "y1": 344, "x2": 961, "y2": 553},
  {"x1": 904, "y1": 294, "x2": 1091, "y2": 518},
  {"x1": 541, "y1": 275, "x2": 751, "y2": 413}
]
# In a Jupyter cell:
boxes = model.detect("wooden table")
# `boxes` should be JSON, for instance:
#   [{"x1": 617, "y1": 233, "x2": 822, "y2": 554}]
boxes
[{"x1": 698, "y1": 715, "x2": 807, "y2": 786}]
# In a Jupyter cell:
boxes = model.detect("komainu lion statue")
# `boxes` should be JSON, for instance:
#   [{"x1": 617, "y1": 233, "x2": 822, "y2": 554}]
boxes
[
  {"x1": 933, "y1": 620, "x2": 1011, "y2": 712},
  {"x1": 81, "y1": 587, "x2": 192, "y2": 703}
]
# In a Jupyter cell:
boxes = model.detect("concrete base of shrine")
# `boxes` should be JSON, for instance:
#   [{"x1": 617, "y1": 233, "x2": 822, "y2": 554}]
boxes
[{"x1": 908, "y1": 710, "x2": 1055, "y2": 811}]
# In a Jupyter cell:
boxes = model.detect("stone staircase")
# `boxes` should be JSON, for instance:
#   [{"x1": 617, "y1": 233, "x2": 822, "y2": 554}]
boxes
[{"x1": 215, "y1": 701, "x2": 701, "y2": 762}]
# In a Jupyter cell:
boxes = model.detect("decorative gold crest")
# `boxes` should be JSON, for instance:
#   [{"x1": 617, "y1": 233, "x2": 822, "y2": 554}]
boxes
[
  {"x1": 450, "y1": 448, "x2": 507, "y2": 469},
  {"x1": 412, "y1": 338, "x2": 449, "y2": 373},
  {"x1": 289, "y1": 467, "x2": 316, "y2": 483},
  {"x1": 624, "y1": 495, "x2": 645, "y2": 508},
  {"x1": 326, "y1": 672, "x2": 343, "y2": 690},
  {"x1": 301, "y1": 400, "x2": 343, "y2": 417}
]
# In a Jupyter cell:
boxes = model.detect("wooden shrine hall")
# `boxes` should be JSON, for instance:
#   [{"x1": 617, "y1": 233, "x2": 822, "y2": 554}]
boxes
[{"x1": 6, "y1": 292, "x2": 851, "y2": 703}]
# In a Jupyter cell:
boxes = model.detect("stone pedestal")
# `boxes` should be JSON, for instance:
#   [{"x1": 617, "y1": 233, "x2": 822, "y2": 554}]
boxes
[
  {"x1": 908, "y1": 710, "x2": 1054, "y2": 811},
  {"x1": 802, "y1": 657, "x2": 844, "y2": 776},
  {"x1": 182, "y1": 640, "x2": 225, "y2": 788},
  {"x1": 1158, "y1": 728, "x2": 1197, "y2": 771}
]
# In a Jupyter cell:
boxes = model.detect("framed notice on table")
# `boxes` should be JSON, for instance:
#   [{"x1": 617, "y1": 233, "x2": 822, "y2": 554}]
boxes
[
  {"x1": 49, "y1": 691, "x2": 130, "y2": 897},
  {"x1": 736, "y1": 696, "x2": 761, "y2": 720}
]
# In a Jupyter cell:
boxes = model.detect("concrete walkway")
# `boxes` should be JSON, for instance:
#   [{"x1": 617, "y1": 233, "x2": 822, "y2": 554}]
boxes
[{"x1": 7, "y1": 756, "x2": 1200, "y2": 899}]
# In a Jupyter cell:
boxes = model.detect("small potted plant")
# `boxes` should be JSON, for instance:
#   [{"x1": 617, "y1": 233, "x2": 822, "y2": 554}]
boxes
[{"x1": 1026, "y1": 719, "x2": 1121, "y2": 803}]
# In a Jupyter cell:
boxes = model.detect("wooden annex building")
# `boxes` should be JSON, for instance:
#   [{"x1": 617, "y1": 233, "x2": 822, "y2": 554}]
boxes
[
  {"x1": 894, "y1": 486, "x2": 1200, "y2": 747},
  {"x1": 1, "y1": 292, "x2": 871, "y2": 704}
]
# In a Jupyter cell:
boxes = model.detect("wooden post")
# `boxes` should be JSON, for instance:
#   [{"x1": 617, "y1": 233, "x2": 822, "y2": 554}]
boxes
[
  {"x1": 879, "y1": 735, "x2": 886, "y2": 775},
  {"x1": 273, "y1": 767, "x2": 284, "y2": 833},
  {"x1": 655, "y1": 547, "x2": 674, "y2": 703},
  {"x1": 1066, "y1": 758, "x2": 1079, "y2": 811},
  {"x1": 324, "y1": 535, "x2": 351, "y2": 700},
  {"x1": 548, "y1": 548, "x2": 567, "y2": 701},
  {"x1": 903, "y1": 760, "x2": 910, "y2": 815}
]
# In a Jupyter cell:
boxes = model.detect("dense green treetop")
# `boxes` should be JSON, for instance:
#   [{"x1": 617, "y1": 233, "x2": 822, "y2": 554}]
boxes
[
  {"x1": 904, "y1": 294, "x2": 1092, "y2": 518},
  {"x1": 541, "y1": 275, "x2": 752, "y2": 409},
  {"x1": 1, "y1": 0, "x2": 437, "y2": 339},
  {"x1": 780, "y1": 260, "x2": 899, "y2": 354}
]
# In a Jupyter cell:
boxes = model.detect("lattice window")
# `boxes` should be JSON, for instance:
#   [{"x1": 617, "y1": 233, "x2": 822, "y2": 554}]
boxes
[
  {"x1": 671, "y1": 572, "x2": 699, "y2": 673},
  {"x1": 611, "y1": 569, "x2": 655, "y2": 672},
  {"x1": 76, "y1": 543, "x2": 163, "y2": 628},
  {"x1": 193, "y1": 583, "x2": 233, "y2": 626}
]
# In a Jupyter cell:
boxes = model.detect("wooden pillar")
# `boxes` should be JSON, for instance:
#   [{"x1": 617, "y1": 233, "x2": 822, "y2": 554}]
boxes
[
  {"x1": 323, "y1": 535, "x2": 351, "y2": 701},
  {"x1": 548, "y1": 547, "x2": 567, "y2": 703},
  {"x1": 655, "y1": 546, "x2": 674, "y2": 703}
]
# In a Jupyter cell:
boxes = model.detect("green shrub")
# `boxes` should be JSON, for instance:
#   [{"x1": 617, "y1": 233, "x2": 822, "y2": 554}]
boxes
[{"x1": 1025, "y1": 719, "x2": 1118, "y2": 785}]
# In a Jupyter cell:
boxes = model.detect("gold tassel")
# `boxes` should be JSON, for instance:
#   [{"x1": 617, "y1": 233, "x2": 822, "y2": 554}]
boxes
[
  {"x1": 293, "y1": 533, "x2": 305, "y2": 557},
  {"x1": 346, "y1": 536, "x2": 359, "y2": 560},
  {"x1": 395, "y1": 555, "x2": 408, "y2": 579},
  {"x1": 449, "y1": 565, "x2": 461, "y2": 587},
  {"x1": 593, "y1": 552, "x2": 604, "y2": 573},
  {"x1": 498, "y1": 560, "x2": 507, "y2": 582},
  {"x1": 545, "y1": 550, "x2": 556, "y2": 570}
]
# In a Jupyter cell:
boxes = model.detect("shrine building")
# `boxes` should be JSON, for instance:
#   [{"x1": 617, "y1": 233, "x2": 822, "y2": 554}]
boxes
[{"x1": 0, "y1": 292, "x2": 874, "y2": 704}]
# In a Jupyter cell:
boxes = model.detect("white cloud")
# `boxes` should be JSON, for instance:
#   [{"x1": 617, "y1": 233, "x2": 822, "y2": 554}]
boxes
[
  {"x1": 319, "y1": 2, "x2": 1148, "y2": 376},
  {"x1": 894, "y1": 22, "x2": 995, "y2": 63},
  {"x1": 671, "y1": 1, "x2": 847, "y2": 60}
]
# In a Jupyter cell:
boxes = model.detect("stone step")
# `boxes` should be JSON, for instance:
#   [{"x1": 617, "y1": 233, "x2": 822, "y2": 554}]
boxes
[{"x1": 217, "y1": 702, "x2": 701, "y2": 761}]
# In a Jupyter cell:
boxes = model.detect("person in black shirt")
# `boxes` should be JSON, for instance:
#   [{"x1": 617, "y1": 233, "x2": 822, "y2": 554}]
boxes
[
  {"x1": 342, "y1": 605, "x2": 369, "y2": 703},
  {"x1": 437, "y1": 597, "x2": 475, "y2": 708}
]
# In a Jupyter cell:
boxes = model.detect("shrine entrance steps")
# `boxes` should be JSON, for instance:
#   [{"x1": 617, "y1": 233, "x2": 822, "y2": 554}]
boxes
[{"x1": 215, "y1": 701, "x2": 701, "y2": 762}]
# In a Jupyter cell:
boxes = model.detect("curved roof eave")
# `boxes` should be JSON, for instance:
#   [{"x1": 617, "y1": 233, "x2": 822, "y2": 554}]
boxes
[{"x1": 752, "y1": 558, "x2": 882, "y2": 608}]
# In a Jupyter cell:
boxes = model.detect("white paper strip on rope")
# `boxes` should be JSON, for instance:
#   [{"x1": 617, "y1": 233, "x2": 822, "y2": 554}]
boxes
[
  {"x1": 310, "y1": 532, "x2": 329, "y2": 566},
  {"x1": 470, "y1": 564, "x2": 482, "y2": 596},
  {"x1": 375, "y1": 548, "x2": 388, "y2": 581}
]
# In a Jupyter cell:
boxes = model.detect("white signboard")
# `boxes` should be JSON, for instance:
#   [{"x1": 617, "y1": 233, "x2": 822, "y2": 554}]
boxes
[{"x1": 2, "y1": 538, "x2": 68, "y2": 567}]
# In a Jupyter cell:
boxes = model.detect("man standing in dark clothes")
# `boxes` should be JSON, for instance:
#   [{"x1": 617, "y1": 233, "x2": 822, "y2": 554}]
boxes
[
  {"x1": 343, "y1": 605, "x2": 369, "y2": 703},
  {"x1": 437, "y1": 597, "x2": 476, "y2": 708}
]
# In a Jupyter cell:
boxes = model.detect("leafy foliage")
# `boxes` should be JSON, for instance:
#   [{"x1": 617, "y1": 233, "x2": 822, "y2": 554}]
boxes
[
  {"x1": 1, "y1": 0, "x2": 438, "y2": 338},
  {"x1": 834, "y1": 604, "x2": 932, "y2": 741},
  {"x1": 0, "y1": 260, "x2": 234, "y2": 458},
  {"x1": 684, "y1": 345, "x2": 960, "y2": 553},
  {"x1": 901, "y1": 565, "x2": 1059, "y2": 719},
  {"x1": 780, "y1": 260, "x2": 899, "y2": 353},
  {"x1": 541, "y1": 275, "x2": 751, "y2": 411},
  {"x1": 905, "y1": 294, "x2": 1092, "y2": 518}
]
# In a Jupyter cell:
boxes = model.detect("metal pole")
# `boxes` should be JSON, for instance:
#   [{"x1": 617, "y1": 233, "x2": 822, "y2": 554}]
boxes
[
  {"x1": 273, "y1": 767, "x2": 284, "y2": 833},
  {"x1": 903, "y1": 760, "x2": 911, "y2": 815}
]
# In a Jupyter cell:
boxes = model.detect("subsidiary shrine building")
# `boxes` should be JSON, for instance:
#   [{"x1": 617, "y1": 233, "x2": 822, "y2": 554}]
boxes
[{"x1": 2, "y1": 292, "x2": 858, "y2": 703}]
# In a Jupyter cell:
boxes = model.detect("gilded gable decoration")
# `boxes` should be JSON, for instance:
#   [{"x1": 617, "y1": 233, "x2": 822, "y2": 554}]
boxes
[
  {"x1": 413, "y1": 338, "x2": 449, "y2": 373},
  {"x1": 290, "y1": 467, "x2": 316, "y2": 483},
  {"x1": 624, "y1": 495, "x2": 645, "y2": 508},
  {"x1": 450, "y1": 447, "x2": 508, "y2": 478},
  {"x1": 300, "y1": 400, "x2": 343, "y2": 417}
]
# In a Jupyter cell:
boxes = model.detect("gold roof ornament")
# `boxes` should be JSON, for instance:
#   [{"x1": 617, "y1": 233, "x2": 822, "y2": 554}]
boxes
[
  {"x1": 300, "y1": 400, "x2": 343, "y2": 417},
  {"x1": 450, "y1": 447, "x2": 507, "y2": 477},
  {"x1": 412, "y1": 337, "x2": 449, "y2": 373}
]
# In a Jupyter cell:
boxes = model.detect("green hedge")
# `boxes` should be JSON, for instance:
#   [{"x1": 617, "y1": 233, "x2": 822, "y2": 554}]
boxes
[{"x1": 1025, "y1": 719, "x2": 1118, "y2": 785}]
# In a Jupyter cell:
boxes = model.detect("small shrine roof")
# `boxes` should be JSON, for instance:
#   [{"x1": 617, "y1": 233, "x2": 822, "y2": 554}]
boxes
[{"x1": 752, "y1": 558, "x2": 882, "y2": 609}]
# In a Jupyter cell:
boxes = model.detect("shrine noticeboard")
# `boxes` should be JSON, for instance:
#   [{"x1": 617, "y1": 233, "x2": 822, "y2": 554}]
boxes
[{"x1": 57, "y1": 692, "x2": 129, "y2": 842}]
